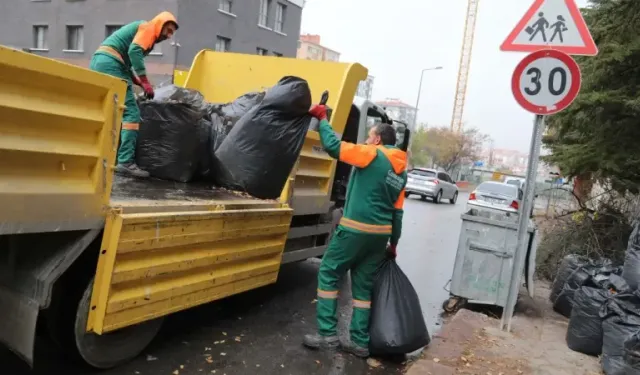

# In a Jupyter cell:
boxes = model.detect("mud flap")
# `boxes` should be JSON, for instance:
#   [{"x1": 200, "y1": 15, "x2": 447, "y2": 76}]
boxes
[{"x1": 0, "y1": 287, "x2": 38, "y2": 366}]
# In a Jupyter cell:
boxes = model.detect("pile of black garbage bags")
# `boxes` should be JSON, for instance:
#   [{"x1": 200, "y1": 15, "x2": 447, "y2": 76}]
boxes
[
  {"x1": 551, "y1": 220, "x2": 640, "y2": 375},
  {"x1": 135, "y1": 76, "x2": 313, "y2": 199}
]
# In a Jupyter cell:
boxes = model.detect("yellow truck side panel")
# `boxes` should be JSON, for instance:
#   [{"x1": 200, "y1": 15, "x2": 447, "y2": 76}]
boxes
[
  {"x1": 0, "y1": 46, "x2": 126, "y2": 235},
  {"x1": 88, "y1": 207, "x2": 292, "y2": 334},
  {"x1": 180, "y1": 51, "x2": 368, "y2": 215}
]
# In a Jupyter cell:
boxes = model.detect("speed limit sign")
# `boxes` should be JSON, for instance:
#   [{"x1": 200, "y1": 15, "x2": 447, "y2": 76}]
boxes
[{"x1": 511, "y1": 49, "x2": 581, "y2": 115}]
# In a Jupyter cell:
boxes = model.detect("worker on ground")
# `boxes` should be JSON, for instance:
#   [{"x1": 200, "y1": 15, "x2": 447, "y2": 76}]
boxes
[
  {"x1": 89, "y1": 12, "x2": 179, "y2": 178},
  {"x1": 303, "y1": 104, "x2": 408, "y2": 358}
]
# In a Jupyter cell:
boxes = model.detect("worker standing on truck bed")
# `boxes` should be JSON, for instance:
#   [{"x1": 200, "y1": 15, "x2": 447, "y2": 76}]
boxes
[
  {"x1": 89, "y1": 12, "x2": 179, "y2": 178},
  {"x1": 303, "y1": 105, "x2": 408, "y2": 358}
]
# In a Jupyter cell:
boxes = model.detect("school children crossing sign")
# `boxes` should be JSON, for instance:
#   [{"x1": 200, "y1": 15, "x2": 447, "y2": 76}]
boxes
[{"x1": 501, "y1": 0, "x2": 598, "y2": 56}]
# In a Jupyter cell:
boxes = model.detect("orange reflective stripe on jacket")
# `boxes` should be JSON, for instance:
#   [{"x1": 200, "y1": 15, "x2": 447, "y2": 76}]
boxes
[{"x1": 339, "y1": 218, "x2": 392, "y2": 234}]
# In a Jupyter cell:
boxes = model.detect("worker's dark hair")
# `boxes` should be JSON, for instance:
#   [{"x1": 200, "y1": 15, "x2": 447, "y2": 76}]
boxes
[{"x1": 374, "y1": 123, "x2": 397, "y2": 146}]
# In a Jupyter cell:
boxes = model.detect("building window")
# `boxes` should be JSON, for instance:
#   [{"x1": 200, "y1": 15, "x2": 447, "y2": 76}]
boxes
[
  {"x1": 215, "y1": 36, "x2": 230, "y2": 52},
  {"x1": 256, "y1": 47, "x2": 268, "y2": 56},
  {"x1": 275, "y1": 3, "x2": 286, "y2": 33},
  {"x1": 259, "y1": 0, "x2": 271, "y2": 27},
  {"x1": 273, "y1": 52, "x2": 283, "y2": 57},
  {"x1": 219, "y1": 0, "x2": 232, "y2": 13},
  {"x1": 105, "y1": 24, "x2": 122, "y2": 38},
  {"x1": 32, "y1": 25, "x2": 48, "y2": 50},
  {"x1": 66, "y1": 25, "x2": 84, "y2": 51}
]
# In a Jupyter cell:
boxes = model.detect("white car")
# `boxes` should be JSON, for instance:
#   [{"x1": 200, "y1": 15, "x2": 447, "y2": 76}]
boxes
[
  {"x1": 467, "y1": 181, "x2": 520, "y2": 216},
  {"x1": 405, "y1": 168, "x2": 459, "y2": 204}
]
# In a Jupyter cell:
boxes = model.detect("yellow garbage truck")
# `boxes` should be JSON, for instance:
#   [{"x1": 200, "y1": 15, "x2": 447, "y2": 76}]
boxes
[{"x1": 0, "y1": 46, "x2": 409, "y2": 368}]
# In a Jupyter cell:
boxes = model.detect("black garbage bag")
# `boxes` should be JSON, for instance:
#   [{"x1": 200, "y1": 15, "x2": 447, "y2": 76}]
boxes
[
  {"x1": 153, "y1": 85, "x2": 209, "y2": 113},
  {"x1": 553, "y1": 263, "x2": 595, "y2": 318},
  {"x1": 136, "y1": 101, "x2": 206, "y2": 182},
  {"x1": 623, "y1": 331, "x2": 640, "y2": 374},
  {"x1": 550, "y1": 255, "x2": 589, "y2": 304},
  {"x1": 622, "y1": 220, "x2": 640, "y2": 290},
  {"x1": 601, "y1": 292, "x2": 640, "y2": 375},
  {"x1": 369, "y1": 259, "x2": 430, "y2": 355},
  {"x1": 213, "y1": 76, "x2": 312, "y2": 199},
  {"x1": 566, "y1": 286, "x2": 611, "y2": 356},
  {"x1": 208, "y1": 92, "x2": 266, "y2": 154}
]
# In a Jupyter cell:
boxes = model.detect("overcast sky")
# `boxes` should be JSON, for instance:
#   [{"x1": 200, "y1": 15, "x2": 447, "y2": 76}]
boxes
[{"x1": 300, "y1": 0, "x2": 589, "y2": 152}]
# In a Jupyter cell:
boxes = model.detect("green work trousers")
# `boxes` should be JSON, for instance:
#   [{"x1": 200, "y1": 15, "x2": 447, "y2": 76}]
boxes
[
  {"x1": 316, "y1": 227, "x2": 388, "y2": 348},
  {"x1": 89, "y1": 53, "x2": 140, "y2": 165}
]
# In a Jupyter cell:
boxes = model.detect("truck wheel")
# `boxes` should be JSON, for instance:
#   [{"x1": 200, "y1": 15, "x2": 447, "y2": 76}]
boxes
[
  {"x1": 74, "y1": 280, "x2": 164, "y2": 369},
  {"x1": 47, "y1": 279, "x2": 164, "y2": 369}
]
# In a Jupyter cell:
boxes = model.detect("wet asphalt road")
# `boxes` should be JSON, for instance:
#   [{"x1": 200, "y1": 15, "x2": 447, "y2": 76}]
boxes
[{"x1": 1, "y1": 194, "x2": 468, "y2": 375}]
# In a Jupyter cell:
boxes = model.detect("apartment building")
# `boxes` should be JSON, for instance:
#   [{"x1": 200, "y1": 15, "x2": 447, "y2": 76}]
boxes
[
  {"x1": 0, "y1": 0, "x2": 303, "y2": 81},
  {"x1": 296, "y1": 34, "x2": 340, "y2": 62}
]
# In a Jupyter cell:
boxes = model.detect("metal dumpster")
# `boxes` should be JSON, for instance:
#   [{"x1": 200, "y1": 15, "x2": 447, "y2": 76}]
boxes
[{"x1": 447, "y1": 213, "x2": 537, "y2": 310}]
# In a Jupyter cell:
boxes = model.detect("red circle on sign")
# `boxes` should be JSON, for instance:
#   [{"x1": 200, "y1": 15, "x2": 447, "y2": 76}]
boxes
[{"x1": 511, "y1": 49, "x2": 582, "y2": 115}]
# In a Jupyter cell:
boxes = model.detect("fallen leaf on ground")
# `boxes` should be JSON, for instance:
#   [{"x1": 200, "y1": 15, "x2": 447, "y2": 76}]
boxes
[
  {"x1": 461, "y1": 356, "x2": 468, "y2": 362},
  {"x1": 220, "y1": 352, "x2": 227, "y2": 356},
  {"x1": 205, "y1": 357, "x2": 213, "y2": 364},
  {"x1": 173, "y1": 371, "x2": 179, "y2": 375},
  {"x1": 214, "y1": 341, "x2": 220, "y2": 345},
  {"x1": 234, "y1": 337, "x2": 241, "y2": 342},
  {"x1": 222, "y1": 332, "x2": 227, "y2": 336},
  {"x1": 366, "y1": 358, "x2": 382, "y2": 368},
  {"x1": 433, "y1": 358, "x2": 441, "y2": 363},
  {"x1": 281, "y1": 364, "x2": 285, "y2": 368},
  {"x1": 315, "y1": 360, "x2": 321, "y2": 365},
  {"x1": 205, "y1": 347, "x2": 211, "y2": 351}
]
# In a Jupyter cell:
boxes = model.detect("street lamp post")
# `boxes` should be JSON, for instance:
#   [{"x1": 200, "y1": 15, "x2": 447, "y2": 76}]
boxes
[{"x1": 413, "y1": 66, "x2": 443, "y2": 130}]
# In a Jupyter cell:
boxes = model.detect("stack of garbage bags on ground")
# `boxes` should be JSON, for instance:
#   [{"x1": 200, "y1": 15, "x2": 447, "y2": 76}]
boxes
[
  {"x1": 552, "y1": 219, "x2": 640, "y2": 374},
  {"x1": 135, "y1": 76, "x2": 313, "y2": 199}
]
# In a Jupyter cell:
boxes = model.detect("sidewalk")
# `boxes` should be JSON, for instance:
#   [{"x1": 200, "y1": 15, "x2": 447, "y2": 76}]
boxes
[{"x1": 407, "y1": 283, "x2": 601, "y2": 375}]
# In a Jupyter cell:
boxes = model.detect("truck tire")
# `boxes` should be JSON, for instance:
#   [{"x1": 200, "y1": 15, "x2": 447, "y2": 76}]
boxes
[{"x1": 47, "y1": 279, "x2": 164, "y2": 369}]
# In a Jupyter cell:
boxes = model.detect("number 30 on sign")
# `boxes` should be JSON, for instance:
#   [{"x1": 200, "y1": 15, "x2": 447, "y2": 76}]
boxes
[{"x1": 512, "y1": 49, "x2": 581, "y2": 115}]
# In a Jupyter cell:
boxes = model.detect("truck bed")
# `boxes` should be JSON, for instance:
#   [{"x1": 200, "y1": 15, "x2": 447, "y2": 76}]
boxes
[{"x1": 110, "y1": 175, "x2": 280, "y2": 214}]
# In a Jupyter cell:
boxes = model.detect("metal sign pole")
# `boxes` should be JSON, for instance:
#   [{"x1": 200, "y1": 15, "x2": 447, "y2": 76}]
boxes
[{"x1": 500, "y1": 114, "x2": 545, "y2": 331}]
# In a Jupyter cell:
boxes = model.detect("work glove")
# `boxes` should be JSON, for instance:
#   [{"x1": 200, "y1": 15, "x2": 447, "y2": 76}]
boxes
[
  {"x1": 131, "y1": 74, "x2": 143, "y2": 88},
  {"x1": 386, "y1": 244, "x2": 397, "y2": 259},
  {"x1": 309, "y1": 104, "x2": 328, "y2": 120},
  {"x1": 138, "y1": 75, "x2": 155, "y2": 100}
]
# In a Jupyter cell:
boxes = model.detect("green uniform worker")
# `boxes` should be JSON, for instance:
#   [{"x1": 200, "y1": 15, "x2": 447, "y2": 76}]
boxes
[
  {"x1": 89, "y1": 12, "x2": 179, "y2": 178},
  {"x1": 303, "y1": 104, "x2": 408, "y2": 358}
]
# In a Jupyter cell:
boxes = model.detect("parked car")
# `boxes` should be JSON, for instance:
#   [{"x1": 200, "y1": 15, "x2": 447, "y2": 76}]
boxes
[
  {"x1": 467, "y1": 181, "x2": 520, "y2": 215},
  {"x1": 405, "y1": 168, "x2": 459, "y2": 204}
]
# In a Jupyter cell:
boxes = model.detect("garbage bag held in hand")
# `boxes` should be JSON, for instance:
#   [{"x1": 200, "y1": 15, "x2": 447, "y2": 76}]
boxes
[
  {"x1": 369, "y1": 259, "x2": 430, "y2": 355},
  {"x1": 601, "y1": 292, "x2": 640, "y2": 375},
  {"x1": 213, "y1": 76, "x2": 312, "y2": 199},
  {"x1": 623, "y1": 220, "x2": 640, "y2": 290},
  {"x1": 208, "y1": 92, "x2": 265, "y2": 156},
  {"x1": 623, "y1": 331, "x2": 640, "y2": 374},
  {"x1": 566, "y1": 286, "x2": 610, "y2": 356},
  {"x1": 136, "y1": 102, "x2": 204, "y2": 182}
]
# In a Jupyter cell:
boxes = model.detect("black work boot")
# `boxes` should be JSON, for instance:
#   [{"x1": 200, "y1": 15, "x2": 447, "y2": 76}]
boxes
[
  {"x1": 303, "y1": 334, "x2": 339, "y2": 350},
  {"x1": 339, "y1": 340, "x2": 369, "y2": 358},
  {"x1": 116, "y1": 163, "x2": 150, "y2": 178}
]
